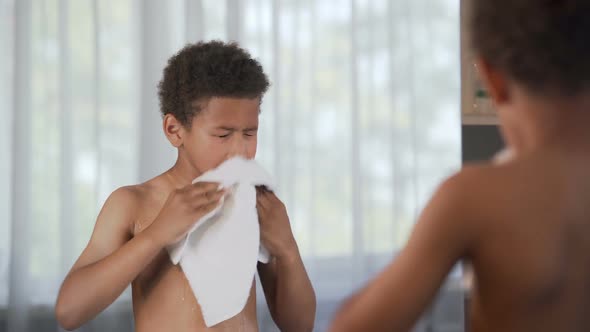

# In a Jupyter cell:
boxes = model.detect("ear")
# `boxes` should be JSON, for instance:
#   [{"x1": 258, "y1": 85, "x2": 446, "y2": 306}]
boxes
[
  {"x1": 163, "y1": 114, "x2": 186, "y2": 148},
  {"x1": 475, "y1": 57, "x2": 511, "y2": 106}
]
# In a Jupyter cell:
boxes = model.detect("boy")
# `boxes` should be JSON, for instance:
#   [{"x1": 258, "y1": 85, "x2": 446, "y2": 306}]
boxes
[
  {"x1": 329, "y1": 1, "x2": 590, "y2": 331},
  {"x1": 55, "y1": 41, "x2": 316, "y2": 332}
]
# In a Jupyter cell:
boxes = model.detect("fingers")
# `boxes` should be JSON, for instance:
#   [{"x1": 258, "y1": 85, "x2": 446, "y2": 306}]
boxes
[
  {"x1": 255, "y1": 186, "x2": 266, "y2": 198},
  {"x1": 256, "y1": 188, "x2": 270, "y2": 220},
  {"x1": 188, "y1": 181, "x2": 221, "y2": 195},
  {"x1": 256, "y1": 201, "x2": 268, "y2": 224},
  {"x1": 256, "y1": 202, "x2": 267, "y2": 217},
  {"x1": 191, "y1": 187, "x2": 225, "y2": 209},
  {"x1": 197, "y1": 198, "x2": 222, "y2": 215},
  {"x1": 256, "y1": 190, "x2": 271, "y2": 210},
  {"x1": 266, "y1": 191, "x2": 281, "y2": 204},
  {"x1": 256, "y1": 185, "x2": 271, "y2": 192},
  {"x1": 186, "y1": 181, "x2": 223, "y2": 200},
  {"x1": 185, "y1": 183, "x2": 278, "y2": 213}
]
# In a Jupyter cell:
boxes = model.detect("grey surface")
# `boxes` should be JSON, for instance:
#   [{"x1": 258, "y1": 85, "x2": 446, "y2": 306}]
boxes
[
  {"x1": 0, "y1": 254, "x2": 464, "y2": 332},
  {"x1": 461, "y1": 125, "x2": 505, "y2": 163},
  {"x1": 0, "y1": 287, "x2": 463, "y2": 332}
]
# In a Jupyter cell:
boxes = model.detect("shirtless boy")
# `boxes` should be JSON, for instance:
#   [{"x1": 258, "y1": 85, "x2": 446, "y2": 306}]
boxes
[
  {"x1": 56, "y1": 41, "x2": 316, "y2": 332},
  {"x1": 330, "y1": 0, "x2": 590, "y2": 331}
]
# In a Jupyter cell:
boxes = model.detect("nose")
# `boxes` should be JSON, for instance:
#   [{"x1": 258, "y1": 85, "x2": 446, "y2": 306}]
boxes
[{"x1": 227, "y1": 135, "x2": 249, "y2": 159}]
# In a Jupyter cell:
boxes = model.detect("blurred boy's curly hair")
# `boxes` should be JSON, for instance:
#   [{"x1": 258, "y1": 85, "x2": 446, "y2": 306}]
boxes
[{"x1": 471, "y1": 0, "x2": 590, "y2": 96}]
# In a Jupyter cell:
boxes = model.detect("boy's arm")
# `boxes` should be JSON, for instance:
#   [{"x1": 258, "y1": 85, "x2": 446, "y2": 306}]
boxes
[
  {"x1": 258, "y1": 245, "x2": 316, "y2": 332},
  {"x1": 329, "y1": 174, "x2": 476, "y2": 332},
  {"x1": 55, "y1": 187, "x2": 162, "y2": 330},
  {"x1": 256, "y1": 190, "x2": 316, "y2": 332},
  {"x1": 56, "y1": 182, "x2": 224, "y2": 330}
]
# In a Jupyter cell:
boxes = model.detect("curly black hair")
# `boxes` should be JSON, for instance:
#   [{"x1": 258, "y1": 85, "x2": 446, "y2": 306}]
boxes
[
  {"x1": 157, "y1": 41, "x2": 270, "y2": 126},
  {"x1": 470, "y1": 0, "x2": 590, "y2": 96}
]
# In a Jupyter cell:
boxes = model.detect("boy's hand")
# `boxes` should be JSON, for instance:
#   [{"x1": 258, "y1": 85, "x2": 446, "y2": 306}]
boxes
[
  {"x1": 256, "y1": 187, "x2": 297, "y2": 258},
  {"x1": 146, "y1": 182, "x2": 225, "y2": 247}
]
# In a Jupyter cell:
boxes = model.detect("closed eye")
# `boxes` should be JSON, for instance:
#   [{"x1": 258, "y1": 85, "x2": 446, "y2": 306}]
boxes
[{"x1": 244, "y1": 129, "x2": 258, "y2": 137}]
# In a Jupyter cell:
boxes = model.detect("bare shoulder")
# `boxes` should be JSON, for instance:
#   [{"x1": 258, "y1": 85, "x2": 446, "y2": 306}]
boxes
[
  {"x1": 432, "y1": 164, "x2": 501, "y2": 219},
  {"x1": 91, "y1": 185, "x2": 146, "y2": 242},
  {"x1": 66, "y1": 186, "x2": 143, "y2": 271},
  {"x1": 105, "y1": 175, "x2": 167, "y2": 215},
  {"x1": 403, "y1": 165, "x2": 496, "y2": 256},
  {"x1": 450, "y1": 156, "x2": 552, "y2": 208},
  {"x1": 68, "y1": 178, "x2": 169, "y2": 273},
  {"x1": 102, "y1": 179, "x2": 167, "y2": 223},
  {"x1": 451, "y1": 153, "x2": 571, "y2": 248},
  {"x1": 107, "y1": 185, "x2": 142, "y2": 206},
  {"x1": 100, "y1": 185, "x2": 143, "y2": 223},
  {"x1": 428, "y1": 162, "x2": 524, "y2": 242}
]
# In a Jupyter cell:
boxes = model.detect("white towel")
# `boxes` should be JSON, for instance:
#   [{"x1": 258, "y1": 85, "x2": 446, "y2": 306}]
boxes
[
  {"x1": 166, "y1": 156, "x2": 273, "y2": 327},
  {"x1": 493, "y1": 148, "x2": 515, "y2": 164}
]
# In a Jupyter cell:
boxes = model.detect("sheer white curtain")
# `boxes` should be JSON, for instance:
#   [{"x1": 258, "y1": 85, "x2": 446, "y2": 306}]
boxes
[{"x1": 0, "y1": 0, "x2": 463, "y2": 331}]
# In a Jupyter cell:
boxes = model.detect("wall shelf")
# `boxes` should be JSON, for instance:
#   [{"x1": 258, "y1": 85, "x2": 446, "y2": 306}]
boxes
[{"x1": 461, "y1": 113, "x2": 499, "y2": 126}]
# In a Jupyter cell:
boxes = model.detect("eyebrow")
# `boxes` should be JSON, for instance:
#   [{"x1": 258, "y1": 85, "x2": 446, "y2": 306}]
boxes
[{"x1": 215, "y1": 126, "x2": 258, "y2": 131}]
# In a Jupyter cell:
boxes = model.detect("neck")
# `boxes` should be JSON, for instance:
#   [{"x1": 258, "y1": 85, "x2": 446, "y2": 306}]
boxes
[
  {"x1": 499, "y1": 90, "x2": 590, "y2": 155},
  {"x1": 165, "y1": 152, "x2": 203, "y2": 189}
]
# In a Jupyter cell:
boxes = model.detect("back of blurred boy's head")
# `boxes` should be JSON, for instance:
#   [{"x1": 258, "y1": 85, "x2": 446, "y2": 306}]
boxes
[
  {"x1": 471, "y1": 0, "x2": 590, "y2": 97},
  {"x1": 158, "y1": 41, "x2": 270, "y2": 127}
]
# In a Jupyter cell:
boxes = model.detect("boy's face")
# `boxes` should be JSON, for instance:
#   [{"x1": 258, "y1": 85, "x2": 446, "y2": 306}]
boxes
[{"x1": 181, "y1": 97, "x2": 260, "y2": 174}]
